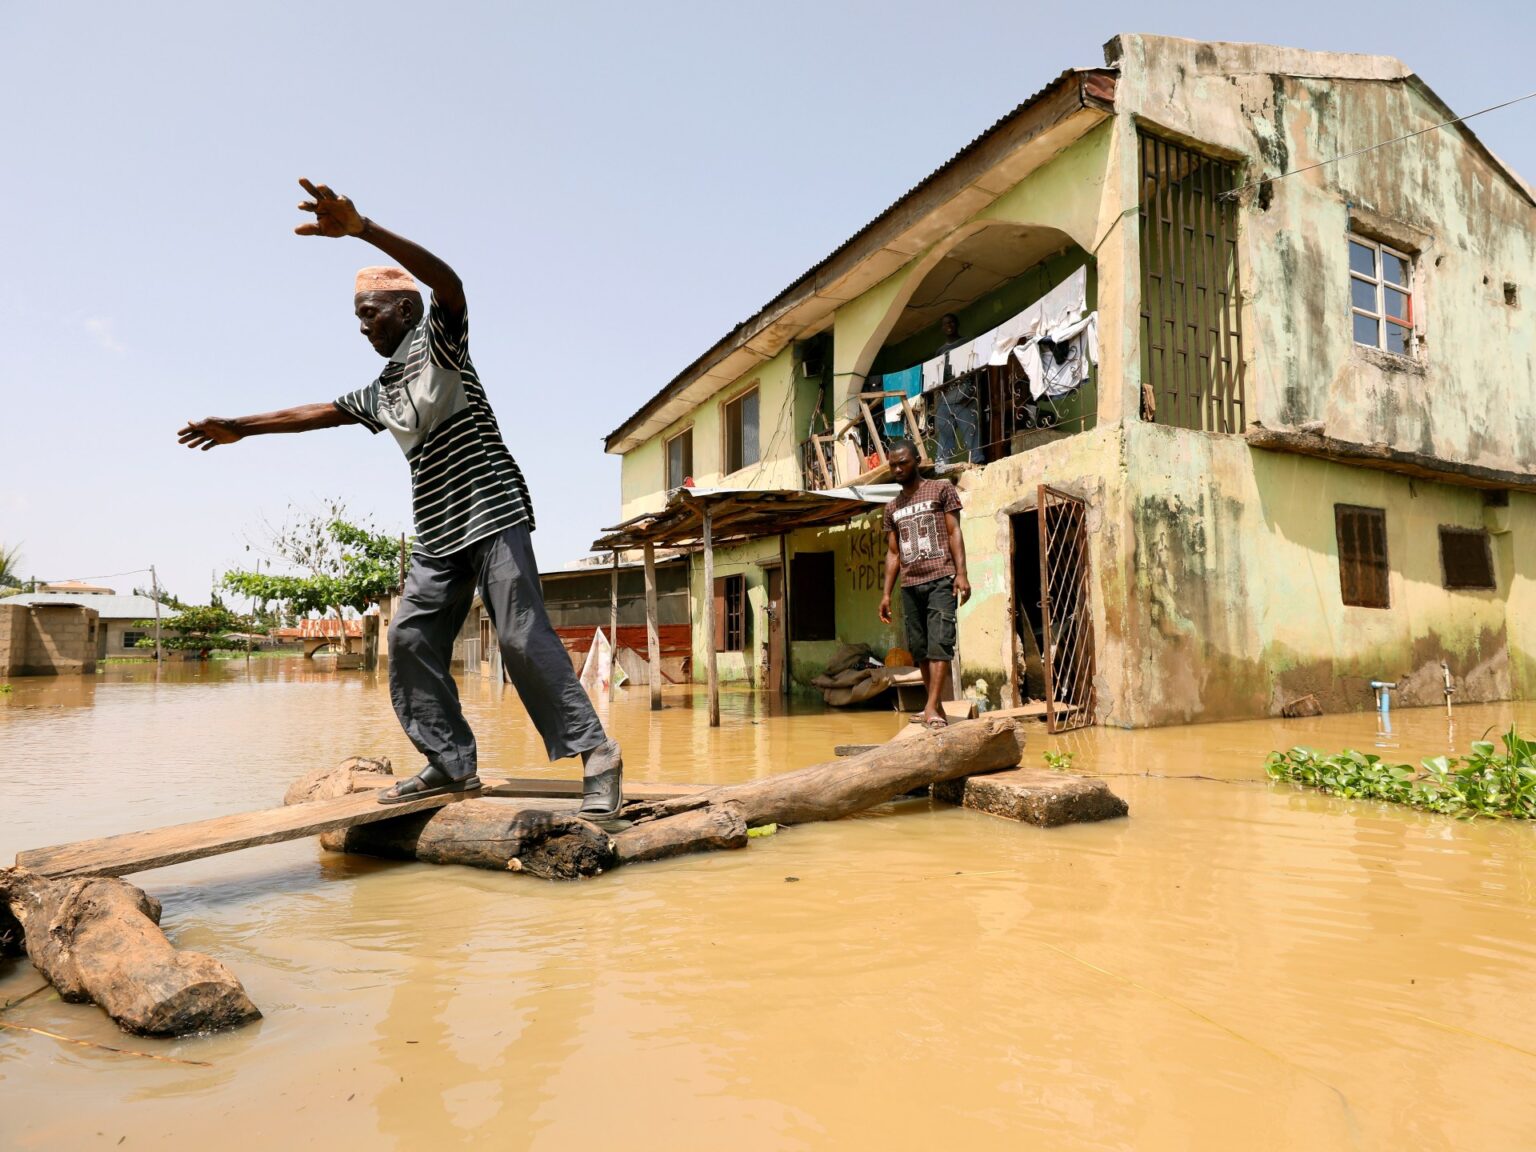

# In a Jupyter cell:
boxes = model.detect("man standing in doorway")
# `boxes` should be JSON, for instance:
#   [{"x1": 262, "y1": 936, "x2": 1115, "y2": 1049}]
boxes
[
  {"x1": 177, "y1": 180, "x2": 624, "y2": 819},
  {"x1": 878, "y1": 439, "x2": 970, "y2": 729}
]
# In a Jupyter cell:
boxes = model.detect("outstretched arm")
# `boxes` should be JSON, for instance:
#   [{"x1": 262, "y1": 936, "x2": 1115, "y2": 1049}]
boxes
[
  {"x1": 178, "y1": 403, "x2": 359, "y2": 451},
  {"x1": 295, "y1": 179, "x2": 464, "y2": 315}
]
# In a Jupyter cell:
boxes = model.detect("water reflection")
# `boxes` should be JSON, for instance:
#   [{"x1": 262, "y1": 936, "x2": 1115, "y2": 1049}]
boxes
[{"x1": 3, "y1": 659, "x2": 1536, "y2": 1149}]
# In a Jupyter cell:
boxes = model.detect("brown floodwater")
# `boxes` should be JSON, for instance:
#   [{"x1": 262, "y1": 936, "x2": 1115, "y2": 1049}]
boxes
[{"x1": 3, "y1": 659, "x2": 1536, "y2": 1150}]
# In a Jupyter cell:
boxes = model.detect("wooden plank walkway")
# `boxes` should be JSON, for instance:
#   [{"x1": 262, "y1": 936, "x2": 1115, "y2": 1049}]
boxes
[{"x1": 15, "y1": 777, "x2": 702, "y2": 880}]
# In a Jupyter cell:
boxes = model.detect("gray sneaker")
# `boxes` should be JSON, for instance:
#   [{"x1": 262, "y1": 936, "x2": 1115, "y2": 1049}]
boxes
[{"x1": 579, "y1": 738, "x2": 624, "y2": 821}]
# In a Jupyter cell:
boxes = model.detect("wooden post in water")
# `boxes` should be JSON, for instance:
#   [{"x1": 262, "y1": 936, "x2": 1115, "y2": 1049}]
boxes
[
  {"x1": 150, "y1": 564, "x2": 162, "y2": 665},
  {"x1": 703, "y1": 508, "x2": 719, "y2": 727},
  {"x1": 610, "y1": 550, "x2": 620, "y2": 678},
  {"x1": 778, "y1": 532, "x2": 792, "y2": 696},
  {"x1": 644, "y1": 542, "x2": 662, "y2": 711}
]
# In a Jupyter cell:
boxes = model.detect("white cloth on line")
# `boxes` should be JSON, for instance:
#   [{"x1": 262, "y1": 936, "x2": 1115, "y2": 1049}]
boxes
[{"x1": 1015, "y1": 311, "x2": 1098, "y2": 400}]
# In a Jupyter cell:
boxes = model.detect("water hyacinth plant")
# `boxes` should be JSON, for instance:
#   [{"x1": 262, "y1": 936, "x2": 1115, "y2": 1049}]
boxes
[{"x1": 1266, "y1": 730, "x2": 1536, "y2": 819}]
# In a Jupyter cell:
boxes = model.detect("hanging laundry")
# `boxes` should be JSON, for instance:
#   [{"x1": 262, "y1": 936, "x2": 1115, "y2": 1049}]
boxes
[
  {"x1": 1015, "y1": 312, "x2": 1098, "y2": 400},
  {"x1": 921, "y1": 351, "x2": 947, "y2": 393},
  {"x1": 982, "y1": 266, "x2": 1089, "y2": 365}
]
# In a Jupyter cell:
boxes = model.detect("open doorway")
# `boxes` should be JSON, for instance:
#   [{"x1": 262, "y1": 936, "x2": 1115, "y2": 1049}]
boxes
[{"x1": 1010, "y1": 510, "x2": 1048, "y2": 708}]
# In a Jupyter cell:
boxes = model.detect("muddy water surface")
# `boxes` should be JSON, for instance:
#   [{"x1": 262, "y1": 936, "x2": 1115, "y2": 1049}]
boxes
[{"x1": 3, "y1": 660, "x2": 1536, "y2": 1150}]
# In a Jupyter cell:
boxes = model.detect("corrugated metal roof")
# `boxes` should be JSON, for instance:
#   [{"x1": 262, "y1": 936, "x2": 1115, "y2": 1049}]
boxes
[{"x1": 3, "y1": 593, "x2": 172, "y2": 621}]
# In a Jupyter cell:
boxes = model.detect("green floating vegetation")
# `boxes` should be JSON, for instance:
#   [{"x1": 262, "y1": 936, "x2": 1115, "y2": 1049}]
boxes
[
  {"x1": 747, "y1": 823, "x2": 777, "y2": 838},
  {"x1": 1266, "y1": 730, "x2": 1536, "y2": 819},
  {"x1": 1042, "y1": 750, "x2": 1075, "y2": 772}
]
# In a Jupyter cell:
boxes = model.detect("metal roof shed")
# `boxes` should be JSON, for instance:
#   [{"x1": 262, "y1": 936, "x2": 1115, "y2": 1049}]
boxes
[{"x1": 592, "y1": 486, "x2": 897, "y2": 724}]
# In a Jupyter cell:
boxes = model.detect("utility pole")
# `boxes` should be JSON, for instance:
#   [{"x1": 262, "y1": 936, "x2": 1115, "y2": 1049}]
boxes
[{"x1": 150, "y1": 564, "x2": 163, "y2": 663}]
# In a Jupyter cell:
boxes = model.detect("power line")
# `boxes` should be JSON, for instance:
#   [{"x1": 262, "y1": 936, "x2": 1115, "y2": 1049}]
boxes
[
  {"x1": 32, "y1": 567, "x2": 153, "y2": 585},
  {"x1": 1220, "y1": 88, "x2": 1536, "y2": 201}
]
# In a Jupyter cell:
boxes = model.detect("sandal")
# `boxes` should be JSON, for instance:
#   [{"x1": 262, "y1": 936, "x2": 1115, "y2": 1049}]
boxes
[
  {"x1": 922, "y1": 715, "x2": 949, "y2": 731},
  {"x1": 377, "y1": 765, "x2": 483, "y2": 805}
]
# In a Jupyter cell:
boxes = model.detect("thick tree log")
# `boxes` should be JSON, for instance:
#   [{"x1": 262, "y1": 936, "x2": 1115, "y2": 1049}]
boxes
[
  {"x1": 327, "y1": 803, "x2": 616, "y2": 879},
  {"x1": 0, "y1": 867, "x2": 260, "y2": 1036},
  {"x1": 624, "y1": 715, "x2": 1026, "y2": 828},
  {"x1": 612, "y1": 801, "x2": 748, "y2": 864},
  {"x1": 284, "y1": 760, "x2": 615, "y2": 877}
]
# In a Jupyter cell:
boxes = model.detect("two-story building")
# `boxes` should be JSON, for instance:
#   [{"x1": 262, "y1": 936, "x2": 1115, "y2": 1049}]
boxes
[{"x1": 600, "y1": 34, "x2": 1536, "y2": 728}]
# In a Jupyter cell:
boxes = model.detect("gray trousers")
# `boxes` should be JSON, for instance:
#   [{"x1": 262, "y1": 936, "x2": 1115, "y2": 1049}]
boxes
[{"x1": 389, "y1": 523, "x2": 606, "y2": 776}]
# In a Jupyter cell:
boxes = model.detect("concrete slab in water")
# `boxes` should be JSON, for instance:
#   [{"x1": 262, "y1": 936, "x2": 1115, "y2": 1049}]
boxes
[{"x1": 933, "y1": 769, "x2": 1127, "y2": 827}]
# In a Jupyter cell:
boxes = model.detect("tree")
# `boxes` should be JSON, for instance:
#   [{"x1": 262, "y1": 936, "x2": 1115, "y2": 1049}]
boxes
[
  {"x1": 222, "y1": 504, "x2": 409, "y2": 655},
  {"x1": 0, "y1": 543, "x2": 26, "y2": 597},
  {"x1": 135, "y1": 604, "x2": 265, "y2": 659}
]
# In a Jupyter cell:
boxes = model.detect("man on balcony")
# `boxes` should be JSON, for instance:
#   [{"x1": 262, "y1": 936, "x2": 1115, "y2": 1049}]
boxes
[{"x1": 934, "y1": 313, "x2": 985, "y2": 466}]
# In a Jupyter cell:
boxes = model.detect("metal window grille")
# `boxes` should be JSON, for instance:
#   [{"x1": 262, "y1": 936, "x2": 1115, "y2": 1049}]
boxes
[
  {"x1": 1335, "y1": 505, "x2": 1390, "y2": 608},
  {"x1": 1138, "y1": 133, "x2": 1246, "y2": 432},
  {"x1": 1038, "y1": 486, "x2": 1096, "y2": 731},
  {"x1": 1439, "y1": 527, "x2": 1495, "y2": 590}
]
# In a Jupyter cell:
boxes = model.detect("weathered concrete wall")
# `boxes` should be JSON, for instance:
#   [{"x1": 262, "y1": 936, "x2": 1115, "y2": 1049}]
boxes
[
  {"x1": 1111, "y1": 34, "x2": 1536, "y2": 473},
  {"x1": 0, "y1": 603, "x2": 99, "y2": 676},
  {"x1": 1119, "y1": 423, "x2": 1527, "y2": 723},
  {"x1": 686, "y1": 536, "x2": 778, "y2": 685},
  {"x1": 949, "y1": 425, "x2": 1132, "y2": 717},
  {"x1": 786, "y1": 515, "x2": 900, "y2": 687},
  {"x1": 620, "y1": 347, "x2": 806, "y2": 521}
]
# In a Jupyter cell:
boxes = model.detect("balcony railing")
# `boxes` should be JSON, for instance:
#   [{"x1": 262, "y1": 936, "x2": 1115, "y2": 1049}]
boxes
[
  {"x1": 800, "y1": 391, "x2": 928, "y2": 490},
  {"x1": 800, "y1": 366, "x2": 1096, "y2": 490}
]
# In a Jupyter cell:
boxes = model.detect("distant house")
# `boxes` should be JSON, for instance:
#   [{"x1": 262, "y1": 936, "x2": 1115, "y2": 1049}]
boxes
[
  {"x1": 456, "y1": 556, "x2": 693, "y2": 685},
  {"x1": 3, "y1": 587, "x2": 169, "y2": 658}
]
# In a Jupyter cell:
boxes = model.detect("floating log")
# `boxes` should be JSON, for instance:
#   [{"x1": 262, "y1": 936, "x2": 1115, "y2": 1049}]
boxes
[
  {"x1": 623, "y1": 715, "x2": 1025, "y2": 829},
  {"x1": 612, "y1": 801, "x2": 748, "y2": 864},
  {"x1": 0, "y1": 867, "x2": 260, "y2": 1036}
]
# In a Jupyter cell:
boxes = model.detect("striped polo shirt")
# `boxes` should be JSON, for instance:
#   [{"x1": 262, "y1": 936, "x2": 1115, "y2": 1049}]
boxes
[{"x1": 336, "y1": 299, "x2": 534, "y2": 556}]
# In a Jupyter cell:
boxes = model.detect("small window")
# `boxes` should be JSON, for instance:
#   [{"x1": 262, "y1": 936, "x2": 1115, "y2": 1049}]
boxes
[
  {"x1": 790, "y1": 552, "x2": 836, "y2": 641},
  {"x1": 665, "y1": 428, "x2": 693, "y2": 491},
  {"x1": 714, "y1": 574, "x2": 746, "y2": 652},
  {"x1": 1439, "y1": 527, "x2": 1495, "y2": 590},
  {"x1": 1349, "y1": 235, "x2": 1415, "y2": 356},
  {"x1": 1335, "y1": 505, "x2": 1390, "y2": 608},
  {"x1": 122, "y1": 630, "x2": 146, "y2": 650},
  {"x1": 723, "y1": 388, "x2": 760, "y2": 474}
]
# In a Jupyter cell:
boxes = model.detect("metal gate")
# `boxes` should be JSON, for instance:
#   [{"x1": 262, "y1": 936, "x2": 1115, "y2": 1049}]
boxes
[{"x1": 1038, "y1": 485, "x2": 1096, "y2": 732}]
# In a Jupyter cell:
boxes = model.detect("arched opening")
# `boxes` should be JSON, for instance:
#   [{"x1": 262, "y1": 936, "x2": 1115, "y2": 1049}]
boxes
[{"x1": 803, "y1": 222, "x2": 1098, "y2": 488}]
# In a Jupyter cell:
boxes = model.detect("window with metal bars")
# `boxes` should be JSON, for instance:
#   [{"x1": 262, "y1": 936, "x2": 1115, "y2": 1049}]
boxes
[
  {"x1": 1137, "y1": 133, "x2": 1245, "y2": 432},
  {"x1": 1335, "y1": 505, "x2": 1390, "y2": 608},
  {"x1": 1439, "y1": 527, "x2": 1495, "y2": 590},
  {"x1": 714, "y1": 574, "x2": 746, "y2": 651}
]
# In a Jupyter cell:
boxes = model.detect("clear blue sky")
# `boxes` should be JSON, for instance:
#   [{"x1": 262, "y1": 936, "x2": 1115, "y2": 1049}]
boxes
[{"x1": 3, "y1": 2, "x2": 1531, "y2": 600}]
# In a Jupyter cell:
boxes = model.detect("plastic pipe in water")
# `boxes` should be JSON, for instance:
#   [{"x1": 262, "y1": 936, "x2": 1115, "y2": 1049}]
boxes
[{"x1": 1369, "y1": 680, "x2": 1397, "y2": 715}]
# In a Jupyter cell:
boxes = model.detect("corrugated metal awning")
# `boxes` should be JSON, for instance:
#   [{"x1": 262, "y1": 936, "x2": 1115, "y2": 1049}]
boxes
[{"x1": 591, "y1": 485, "x2": 898, "y2": 552}]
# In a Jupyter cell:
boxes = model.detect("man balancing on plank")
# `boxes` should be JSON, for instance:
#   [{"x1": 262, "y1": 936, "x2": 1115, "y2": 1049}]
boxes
[
  {"x1": 877, "y1": 439, "x2": 970, "y2": 730},
  {"x1": 177, "y1": 179, "x2": 623, "y2": 819}
]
